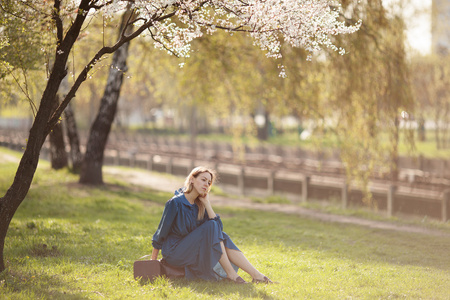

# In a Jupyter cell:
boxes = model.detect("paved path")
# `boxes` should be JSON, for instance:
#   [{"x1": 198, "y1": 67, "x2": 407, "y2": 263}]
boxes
[
  {"x1": 1, "y1": 152, "x2": 21, "y2": 164},
  {"x1": 104, "y1": 166, "x2": 450, "y2": 238}
]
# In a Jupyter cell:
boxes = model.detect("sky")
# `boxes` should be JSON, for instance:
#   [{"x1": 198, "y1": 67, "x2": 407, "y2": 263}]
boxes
[
  {"x1": 383, "y1": 0, "x2": 432, "y2": 54},
  {"x1": 404, "y1": 0, "x2": 432, "y2": 54}
]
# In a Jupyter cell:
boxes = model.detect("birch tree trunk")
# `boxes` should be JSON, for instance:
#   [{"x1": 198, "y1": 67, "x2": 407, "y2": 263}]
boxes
[
  {"x1": 79, "y1": 10, "x2": 133, "y2": 185},
  {"x1": 49, "y1": 95, "x2": 68, "y2": 169},
  {"x1": 64, "y1": 102, "x2": 82, "y2": 173}
]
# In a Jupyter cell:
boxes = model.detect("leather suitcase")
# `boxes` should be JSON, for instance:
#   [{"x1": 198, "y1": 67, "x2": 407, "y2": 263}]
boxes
[{"x1": 133, "y1": 259, "x2": 161, "y2": 281}]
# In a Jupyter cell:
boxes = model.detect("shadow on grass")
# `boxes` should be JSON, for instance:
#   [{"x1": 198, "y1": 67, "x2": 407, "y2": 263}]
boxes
[
  {"x1": 1, "y1": 269, "x2": 89, "y2": 300},
  {"x1": 139, "y1": 277, "x2": 276, "y2": 300}
]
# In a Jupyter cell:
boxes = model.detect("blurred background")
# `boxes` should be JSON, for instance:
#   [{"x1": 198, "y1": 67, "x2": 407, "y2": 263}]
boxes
[{"x1": 1, "y1": 0, "x2": 449, "y2": 220}]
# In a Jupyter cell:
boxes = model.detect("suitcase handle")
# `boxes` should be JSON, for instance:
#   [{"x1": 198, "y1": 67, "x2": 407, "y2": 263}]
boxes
[{"x1": 137, "y1": 255, "x2": 152, "y2": 260}]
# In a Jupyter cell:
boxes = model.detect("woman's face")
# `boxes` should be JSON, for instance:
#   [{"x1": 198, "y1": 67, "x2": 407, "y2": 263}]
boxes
[{"x1": 191, "y1": 172, "x2": 212, "y2": 196}]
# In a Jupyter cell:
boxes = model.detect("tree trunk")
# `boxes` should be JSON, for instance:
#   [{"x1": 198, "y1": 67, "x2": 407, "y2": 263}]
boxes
[
  {"x1": 79, "y1": 10, "x2": 133, "y2": 185},
  {"x1": 418, "y1": 117, "x2": 426, "y2": 142},
  {"x1": 0, "y1": 59, "x2": 69, "y2": 273},
  {"x1": 0, "y1": 0, "x2": 92, "y2": 272},
  {"x1": 64, "y1": 102, "x2": 83, "y2": 173},
  {"x1": 443, "y1": 102, "x2": 449, "y2": 149},
  {"x1": 257, "y1": 111, "x2": 270, "y2": 141},
  {"x1": 49, "y1": 95, "x2": 69, "y2": 169},
  {"x1": 190, "y1": 104, "x2": 198, "y2": 159},
  {"x1": 435, "y1": 107, "x2": 441, "y2": 149},
  {"x1": 390, "y1": 116, "x2": 400, "y2": 182}
]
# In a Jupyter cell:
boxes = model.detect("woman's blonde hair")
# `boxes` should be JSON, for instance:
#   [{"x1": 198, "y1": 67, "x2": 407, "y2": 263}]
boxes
[{"x1": 184, "y1": 166, "x2": 216, "y2": 220}]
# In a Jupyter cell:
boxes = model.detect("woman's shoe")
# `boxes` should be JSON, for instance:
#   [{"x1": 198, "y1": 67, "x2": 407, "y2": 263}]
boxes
[
  {"x1": 252, "y1": 276, "x2": 273, "y2": 284},
  {"x1": 225, "y1": 276, "x2": 247, "y2": 284}
]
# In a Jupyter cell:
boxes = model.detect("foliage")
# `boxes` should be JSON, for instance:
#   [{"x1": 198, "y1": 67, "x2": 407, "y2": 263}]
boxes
[
  {"x1": 321, "y1": 0, "x2": 415, "y2": 203},
  {"x1": 410, "y1": 54, "x2": 450, "y2": 149},
  {"x1": 0, "y1": 1, "x2": 51, "y2": 73},
  {"x1": 0, "y1": 0, "x2": 54, "y2": 114},
  {"x1": 0, "y1": 155, "x2": 449, "y2": 299}
]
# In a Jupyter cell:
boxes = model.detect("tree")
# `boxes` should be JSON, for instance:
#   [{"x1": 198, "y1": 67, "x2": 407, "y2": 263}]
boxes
[
  {"x1": 0, "y1": 1, "x2": 53, "y2": 116},
  {"x1": 48, "y1": 95, "x2": 69, "y2": 169},
  {"x1": 79, "y1": 7, "x2": 135, "y2": 184},
  {"x1": 0, "y1": 0, "x2": 360, "y2": 273},
  {"x1": 323, "y1": 0, "x2": 414, "y2": 203},
  {"x1": 410, "y1": 55, "x2": 450, "y2": 149},
  {"x1": 64, "y1": 102, "x2": 83, "y2": 172}
]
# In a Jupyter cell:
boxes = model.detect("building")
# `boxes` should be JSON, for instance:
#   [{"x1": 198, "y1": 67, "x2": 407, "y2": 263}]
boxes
[{"x1": 432, "y1": 0, "x2": 450, "y2": 55}]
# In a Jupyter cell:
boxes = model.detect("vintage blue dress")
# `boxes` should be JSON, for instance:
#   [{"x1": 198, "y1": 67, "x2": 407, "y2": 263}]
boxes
[{"x1": 152, "y1": 189, "x2": 240, "y2": 281}]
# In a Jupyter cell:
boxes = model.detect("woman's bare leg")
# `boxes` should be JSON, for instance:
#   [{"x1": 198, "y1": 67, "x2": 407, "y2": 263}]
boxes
[
  {"x1": 225, "y1": 248, "x2": 265, "y2": 280},
  {"x1": 218, "y1": 241, "x2": 240, "y2": 280}
]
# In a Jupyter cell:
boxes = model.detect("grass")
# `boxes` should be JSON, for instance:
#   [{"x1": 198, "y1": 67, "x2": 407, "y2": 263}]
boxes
[
  {"x1": 250, "y1": 196, "x2": 291, "y2": 204},
  {"x1": 0, "y1": 151, "x2": 450, "y2": 299},
  {"x1": 248, "y1": 193, "x2": 450, "y2": 234},
  {"x1": 299, "y1": 198, "x2": 450, "y2": 232}
]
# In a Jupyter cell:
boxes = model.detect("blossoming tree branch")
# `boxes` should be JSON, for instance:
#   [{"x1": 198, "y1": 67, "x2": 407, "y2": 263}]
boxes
[{"x1": 0, "y1": 0, "x2": 360, "y2": 272}]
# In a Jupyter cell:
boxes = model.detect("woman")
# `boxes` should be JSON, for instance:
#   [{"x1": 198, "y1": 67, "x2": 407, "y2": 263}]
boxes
[{"x1": 151, "y1": 166, "x2": 272, "y2": 284}]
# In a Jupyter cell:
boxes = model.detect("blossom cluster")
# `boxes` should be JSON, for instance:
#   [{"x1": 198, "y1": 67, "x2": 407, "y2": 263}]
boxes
[
  {"x1": 24, "y1": 0, "x2": 360, "y2": 59},
  {"x1": 99, "y1": 0, "x2": 361, "y2": 59}
]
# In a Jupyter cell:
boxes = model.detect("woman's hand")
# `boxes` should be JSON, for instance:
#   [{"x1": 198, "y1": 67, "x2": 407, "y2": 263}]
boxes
[{"x1": 198, "y1": 192, "x2": 210, "y2": 205}]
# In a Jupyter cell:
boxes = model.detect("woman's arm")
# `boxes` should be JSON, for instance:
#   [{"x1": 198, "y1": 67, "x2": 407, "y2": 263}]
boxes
[
  {"x1": 199, "y1": 193, "x2": 224, "y2": 232},
  {"x1": 151, "y1": 248, "x2": 159, "y2": 260},
  {"x1": 152, "y1": 199, "x2": 178, "y2": 250}
]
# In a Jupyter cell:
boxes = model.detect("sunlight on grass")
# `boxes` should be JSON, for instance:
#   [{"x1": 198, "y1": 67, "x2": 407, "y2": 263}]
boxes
[
  {"x1": 251, "y1": 195, "x2": 291, "y2": 204},
  {"x1": 0, "y1": 154, "x2": 449, "y2": 299}
]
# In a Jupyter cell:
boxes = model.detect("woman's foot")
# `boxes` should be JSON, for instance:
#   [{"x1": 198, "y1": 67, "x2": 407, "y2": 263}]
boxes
[
  {"x1": 252, "y1": 275, "x2": 273, "y2": 284},
  {"x1": 226, "y1": 276, "x2": 247, "y2": 284}
]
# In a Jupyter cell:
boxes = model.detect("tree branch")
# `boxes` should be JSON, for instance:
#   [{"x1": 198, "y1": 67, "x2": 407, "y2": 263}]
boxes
[
  {"x1": 60, "y1": 0, "x2": 92, "y2": 53},
  {"x1": 148, "y1": 29, "x2": 181, "y2": 57},
  {"x1": 21, "y1": 1, "x2": 52, "y2": 18},
  {"x1": 47, "y1": 9, "x2": 177, "y2": 132},
  {"x1": 0, "y1": 61, "x2": 38, "y2": 117},
  {"x1": 0, "y1": 3, "x2": 29, "y2": 21},
  {"x1": 53, "y1": 0, "x2": 64, "y2": 47},
  {"x1": 89, "y1": 0, "x2": 114, "y2": 10}
]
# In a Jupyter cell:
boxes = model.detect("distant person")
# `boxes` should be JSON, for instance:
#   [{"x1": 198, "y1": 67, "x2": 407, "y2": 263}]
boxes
[{"x1": 151, "y1": 166, "x2": 273, "y2": 284}]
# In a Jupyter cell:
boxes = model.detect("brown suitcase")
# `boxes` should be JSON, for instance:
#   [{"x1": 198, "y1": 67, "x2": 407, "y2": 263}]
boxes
[
  {"x1": 133, "y1": 259, "x2": 161, "y2": 281},
  {"x1": 133, "y1": 257, "x2": 185, "y2": 281}
]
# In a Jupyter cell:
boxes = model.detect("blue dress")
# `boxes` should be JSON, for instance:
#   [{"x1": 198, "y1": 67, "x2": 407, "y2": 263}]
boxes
[{"x1": 152, "y1": 189, "x2": 240, "y2": 281}]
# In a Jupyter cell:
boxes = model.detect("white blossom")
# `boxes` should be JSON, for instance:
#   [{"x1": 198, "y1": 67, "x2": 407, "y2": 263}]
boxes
[
  {"x1": 128, "y1": 0, "x2": 361, "y2": 59},
  {"x1": 56, "y1": 1, "x2": 361, "y2": 60}
]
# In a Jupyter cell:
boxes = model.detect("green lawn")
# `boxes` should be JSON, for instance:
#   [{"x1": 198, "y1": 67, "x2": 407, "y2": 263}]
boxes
[{"x1": 0, "y1": 152, "x2": 449, "y2": 299}]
